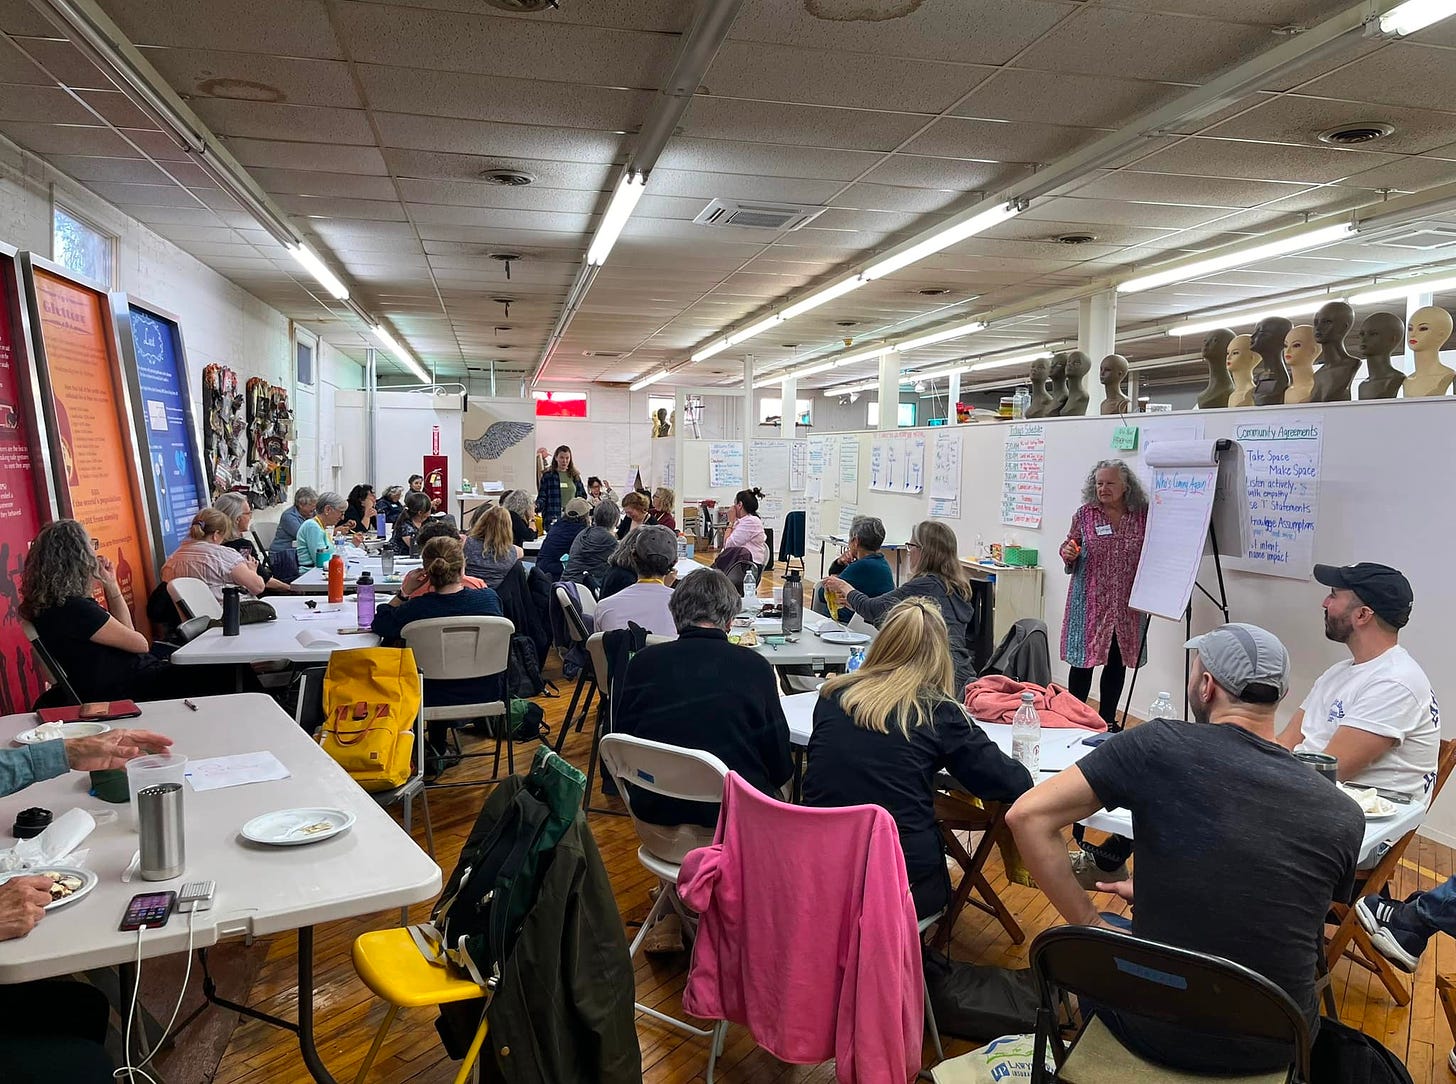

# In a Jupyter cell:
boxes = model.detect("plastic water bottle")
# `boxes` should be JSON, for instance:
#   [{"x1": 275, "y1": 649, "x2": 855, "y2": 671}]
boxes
[
  {"x1": 1148, "y1": 690, "x2": 1175, "y2": 722},
  {"x1": 1011, "y1": 691, "x2": 1041, "y2": 775},
  {"x1": 356, "y1": 571, "x2": 376, "y2": 626},
  {"x1": 742, "y1": 566, "x2": 759, "y2": 611},
  {"x1": 327, "y1": 553, "x2": 345, "y2": 604},
  {"x1": 782, "y1": 570, "x2": 803, "y2": 634}
]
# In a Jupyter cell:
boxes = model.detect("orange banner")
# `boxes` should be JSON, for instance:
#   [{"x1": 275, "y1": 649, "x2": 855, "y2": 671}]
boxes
[{"x1": 31, "y1": 267, "x2": 153, "y2": 631}]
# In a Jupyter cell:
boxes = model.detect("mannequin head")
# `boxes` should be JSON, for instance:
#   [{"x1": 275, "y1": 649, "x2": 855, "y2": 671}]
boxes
[
  {"x1": 1029, "y1": 357, "x2": 1049, "y2": 383},
  {"x1": 1284, "y1": 325, "x2": 1318, "y2": 367},
  {"x1": 1049, "y1": 353, "x2": 1068, "y2": 382},
  {"x1": 1226, "y1": 334, "x2": 1254, "y2": 374},
  {"x1": 1065, "y1": 350, "x2": 1091, "y2": 379},
  {"x1": 1201, "y1": 328, "x2": 1235, "y2": 364},
  {"x1": 1408, "y1": 305, "x2": 1454, "y2": 353},
  {"x1": 1251, "y1": 316, "x2": 1293, "y2": 357},
  {"x1": 1358, "y1": 311, "x2": 1405, "y2": 360},
  {"x1": 1314, "y1": 301, "x2": 1354, "y2": 345},
  {"x1": 1099, "y1": 353, "x2": 1129, "y2": 387}
]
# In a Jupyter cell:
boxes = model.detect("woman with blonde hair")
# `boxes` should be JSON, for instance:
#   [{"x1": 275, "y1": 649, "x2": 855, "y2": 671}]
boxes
[
  {"x1": 161, "y1": 507, "x2": 266, "y2": 601},
  {"x1": 822, "y1": 518, "x2": 978, "y2": 693},
  {"x1": 464, "y1": 505, "x2": 523, "y2": 587},
  {"x1": 648, "y1": 485, "x2": 677, "y2": 530},
  {"x1": 803, "y1": 598, "x2": 1031, "y2": 919}
]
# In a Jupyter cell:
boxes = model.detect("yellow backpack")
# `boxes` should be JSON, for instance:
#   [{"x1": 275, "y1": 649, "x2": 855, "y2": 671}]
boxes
[{"x1": 319, "y1": 646, "x2": 421, "y2": 793}]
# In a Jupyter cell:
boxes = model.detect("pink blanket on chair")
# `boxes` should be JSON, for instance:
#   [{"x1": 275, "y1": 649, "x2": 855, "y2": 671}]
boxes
[{"x1": 964, "y1": 675, "x2": 1107, "y2": 731}]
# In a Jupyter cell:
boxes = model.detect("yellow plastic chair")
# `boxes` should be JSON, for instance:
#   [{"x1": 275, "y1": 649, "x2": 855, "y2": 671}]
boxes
[{"x1": 351, "y1": 928, "x2": 489, "y2": 1084}]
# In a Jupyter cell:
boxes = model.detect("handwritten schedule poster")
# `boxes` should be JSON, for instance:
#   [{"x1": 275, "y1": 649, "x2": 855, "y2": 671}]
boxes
[
  {"x1": 869, "y1": 431, "x2": 925, "y2": 493},
  {"x1": 708, "y1": 441, "x2": 742, "y2": 488},
  {"x1": 30, "y1": 265, "x2": 154, "y2": 632},
  {"x1": 1001, "y1": 423, "x2": 1046, "y2": 528},
  {"x1": 929, "y1": 430, "x2": 962, "y2": 519},
  {"x1": 1230, "y1": 417, "x2": 1322, "y2": 579}
]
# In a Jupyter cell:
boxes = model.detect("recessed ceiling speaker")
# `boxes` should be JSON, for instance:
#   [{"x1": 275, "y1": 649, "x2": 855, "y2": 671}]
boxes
[
  {"x1": 1317, "y1": 122, "x2": 1396, "y2": 146},
  {"x1": 1056, "y1": 233, "x2": 1098, "y2": 245},
  {"x1": 479, "y1": 168, "x2": 535, "y2": 186},
  {"x1": 482, "y1": 0, "x2": 557, "y2": 11},
  {"x1": 918, "y1": 287, "x2": 951, "y2": 296}
]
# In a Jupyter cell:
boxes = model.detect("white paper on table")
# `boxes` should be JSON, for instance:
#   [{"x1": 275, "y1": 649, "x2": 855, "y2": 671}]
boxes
[{"x1": 186, "y1": 751, "x2": 291, "y2": 792}]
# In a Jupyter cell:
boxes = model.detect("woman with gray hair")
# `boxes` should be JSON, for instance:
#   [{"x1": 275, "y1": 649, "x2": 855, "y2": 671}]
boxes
[
  {"x1": 270, "y1": 486, "x2": 317, "y2": 557},
  {"x1": 294, "y1": 490, "x2": 348, "y2": 569},
  {"x1": 1059, "y1": 458, "x2": 1150, "y2": 728},
  {"x1": 501, "y1": 489, "x2": 537, "y2": 547},
  {"x1": 564, "y1": 500, "x2": 620, "y2": 588}
]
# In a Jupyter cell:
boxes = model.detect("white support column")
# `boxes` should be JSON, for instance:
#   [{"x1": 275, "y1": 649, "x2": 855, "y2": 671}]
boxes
[
  {"x1": 674, "y1": 387, "x2": 686, "y2": 524},
  {"x1": 779, "y1": 375, "x2": 797, "y2": 439},
  {"x1": 877, "y1": 349, "x2": 898, "y2": 430},
  {"x1": 742, "y1": 355, "x2": 755, "y2": 485},
  {"x1": 1080, "y1": 290, "x2": 1118, "y2": 416},
  {"x1": 947, "y1": 371, "x2": 961, "y2": 425}
]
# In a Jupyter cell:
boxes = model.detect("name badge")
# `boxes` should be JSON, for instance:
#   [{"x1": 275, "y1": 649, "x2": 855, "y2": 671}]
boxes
[{"x1": 1094, "y1": 524, "x2": 1114, "y2": 537}]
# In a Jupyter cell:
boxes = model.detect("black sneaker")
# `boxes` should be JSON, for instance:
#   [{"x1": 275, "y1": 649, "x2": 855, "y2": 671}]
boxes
[{"x1": 1354, "y1": 893, "x2": 1430, "y2": 973}]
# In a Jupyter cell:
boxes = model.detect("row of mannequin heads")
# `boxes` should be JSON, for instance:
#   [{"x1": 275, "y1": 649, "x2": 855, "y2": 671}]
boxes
[
  {"x1": 1197, "y1": 302, "x2": 1454, "y2": 409},
  {"x1": 1023, "y1": 351, "x2": 1134, "y2": 418}
]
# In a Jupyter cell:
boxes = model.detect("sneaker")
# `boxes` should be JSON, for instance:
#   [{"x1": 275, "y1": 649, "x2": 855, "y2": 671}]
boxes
[
  {"x1": 1354, "y1": 893, "x2": 1429, "y2": 973},
  {"x1": 1070, "y1": 848, "x2": 1129, "y2": 892},
  {"x1": 643, "y1": 912, "x2": 685, "y2": 954}
]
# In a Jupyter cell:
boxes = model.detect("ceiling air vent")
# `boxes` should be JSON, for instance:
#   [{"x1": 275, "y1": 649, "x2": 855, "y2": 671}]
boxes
[
  {"x1": 693, "y1": 199, "x2": 826, "y2": 232},
  {"x1": 1376, "y1": 227, "x2": 1456, "y2": 251}
]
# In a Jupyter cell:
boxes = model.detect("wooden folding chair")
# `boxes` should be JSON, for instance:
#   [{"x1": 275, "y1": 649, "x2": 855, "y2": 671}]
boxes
[
  {"x1": 1325, "y1": 737, "x2": 1456, "y2": 1010},
  {"x1": 932, "y1": 790, "x2": 1025, "y2": 950}
]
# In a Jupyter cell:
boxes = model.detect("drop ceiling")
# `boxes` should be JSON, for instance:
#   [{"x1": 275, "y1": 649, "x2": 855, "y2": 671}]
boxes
[{"x1": 0, "y1": 0, "x2": 1454, "y2": 387}]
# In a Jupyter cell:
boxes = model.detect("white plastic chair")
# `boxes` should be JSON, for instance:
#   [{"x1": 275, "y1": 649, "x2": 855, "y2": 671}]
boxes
[
  {"x1": 401, "y1": 615, "x2": 515, "y2": 783},
  {"x1": 598, "y1": 733, "x2": 727, "y2": 1041},
  {"x1": 251, "y1": 520, "x2": 277, "y2": 550},
  {"x1": 166, "y1": 577, "x2": 222, "y2": 622}
]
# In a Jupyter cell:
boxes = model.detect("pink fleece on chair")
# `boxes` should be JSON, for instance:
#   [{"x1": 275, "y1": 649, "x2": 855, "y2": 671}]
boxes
[
  {"x1": 676, "y1": 772, "x2": 923, "y2": 1084},
  {"x1": 964, "y1": 674, "x2": 1108, "y2": 731}
]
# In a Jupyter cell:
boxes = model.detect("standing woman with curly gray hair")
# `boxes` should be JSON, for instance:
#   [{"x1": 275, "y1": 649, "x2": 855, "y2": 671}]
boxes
[{"x1": 1058, "y1": 459, "x2": 1150, "y2": 730}]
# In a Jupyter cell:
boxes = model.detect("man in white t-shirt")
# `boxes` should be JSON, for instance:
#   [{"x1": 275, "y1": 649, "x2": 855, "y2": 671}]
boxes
[{"x1": 1279, "y1": 562, "x2": 1439, "y2": 797}]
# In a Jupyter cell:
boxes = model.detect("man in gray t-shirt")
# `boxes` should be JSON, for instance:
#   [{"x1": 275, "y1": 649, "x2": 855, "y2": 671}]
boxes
[{"x1": 1008, "y1": 623, "x2": 1363, "y2": 1073}]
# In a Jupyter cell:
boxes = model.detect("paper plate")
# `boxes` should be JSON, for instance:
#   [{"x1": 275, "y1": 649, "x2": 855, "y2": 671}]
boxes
[
  {"x1": 242, "y1": 807, "x2": 357, "y2": 847},
  {"x1": 1337, "y1": 785, "x2": 1399, "y2": 819},
  {"x1": 13, "y1": 721, "x2": 110, "y2": 746},
  {"x1": 0, "y1": 866, "x2": 98, "y2": 910},
  {"x1": 820, "y1": 630, "x2": 870, "y2": 645}
]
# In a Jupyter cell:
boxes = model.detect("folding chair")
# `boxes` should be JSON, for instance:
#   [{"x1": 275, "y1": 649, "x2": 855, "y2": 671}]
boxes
[
  {"x1": 1029, "y1": 925, "x2": 1309, "y2": 1084},
  {"x1": 932, "y1": 791, "x2": 1024, "y2": 950},
  {"x1": 1325, "y1": 737, "x2": 1456, "y2": 1009},
  {"x1": 166, "y1": 577, "x2": 222, "y2": 622},
  {"x1": 553, "y1": 584, "x2": 598, "y2": 748},
  {"x1": 584, "y1": 630, "x2": 672, "y2": 815},
  {"x1": 22, "y1": 619, "x2": 80, "y2": 707}
]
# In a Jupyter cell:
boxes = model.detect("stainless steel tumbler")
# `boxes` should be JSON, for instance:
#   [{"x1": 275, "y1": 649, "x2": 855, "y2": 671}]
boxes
[{"x1": 138, "y1": 782, "x2": 185, "y2": 881}]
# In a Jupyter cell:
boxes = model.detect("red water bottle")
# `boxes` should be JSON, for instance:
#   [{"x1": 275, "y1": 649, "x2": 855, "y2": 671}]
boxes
[{"x1": 327, "y1": 553, "x2": 345, "y2": 604}]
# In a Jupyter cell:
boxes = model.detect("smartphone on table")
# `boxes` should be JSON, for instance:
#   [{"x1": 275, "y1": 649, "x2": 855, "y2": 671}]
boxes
[{"x1": 120, "y1": 891, "x2": 176, "y2": 931}]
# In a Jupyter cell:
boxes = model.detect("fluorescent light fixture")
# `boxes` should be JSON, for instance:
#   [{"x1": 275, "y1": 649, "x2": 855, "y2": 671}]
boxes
[
  {"x1": 834, "y1": 346, "x2": 893, "y2": 368},
  {"x1": 753, "y1": 361, "x2": 836, "y2": 389},
  {"x1": 779, "y1": 276, "x2": 864, "y2": 320},
  {"x1": 586, "y1": 171, "x2": 646, "y2": 267},
  {"x1": 1350, "y1": 271, "x2": 1456, "y2": 305},
  {"x1": 895, "y1": 320, "x2": 988, "y2": 353},
  {"x1": 290, "y1": 243, "x2": 349, "y2": 300},
  {"x1": 824, "y1": 380, "x2": 884, "y2": 396},
  {"x1": 1376, "y1": 0, "x2": 1456, "y2": 37},
  {"x1": 630, "y1": 369, "x2": 671, "y2": 392},
  {"x1": 971, "y1": 353, "x2": 1051, "y2": 373},
  {"x1": 690, "y1": 339, "x2": 732, "y2": 363},
  {"x1": 1117, "y1": 222, "x2": 1357, "y2": 294},
  {"x1": 911, "y1": 364, "x2": 971, "y2": 382},
  {"x1": 370, "y1": 325, "x2": 430, "y2": 384},
  {"x1": 861, "y1": 201, "x2": 1025, "y2": 281},
  {"x1": 1167, "y1": 299, "x2": 1344, "y2": 338},
  {"x1": 725, "y1": 314, "x2": 783, "y2": 346}
]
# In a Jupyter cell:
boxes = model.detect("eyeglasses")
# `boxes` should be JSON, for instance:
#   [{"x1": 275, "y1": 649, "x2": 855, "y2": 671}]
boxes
[{"x1": 906, "y1": 541, "x2": 921, "y2": 550}]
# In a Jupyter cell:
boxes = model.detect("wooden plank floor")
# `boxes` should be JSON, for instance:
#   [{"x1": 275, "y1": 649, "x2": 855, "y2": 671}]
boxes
[{"x1": 211, "y1": 561, "x2": 1456, "y2": 1083}]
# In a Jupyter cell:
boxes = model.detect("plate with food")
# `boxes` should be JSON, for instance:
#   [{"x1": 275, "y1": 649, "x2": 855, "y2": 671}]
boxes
[
  {"x1": 242, "y1": 807, "x2": 357, "y2": 847},
  {"x1": 13, "y1": 721, "x2": 110, "y2": 746},
  {"x1": 0, "y1": 866, "x2": 98, "y2": 910},
  {"x1": 1337, "y1": 784, "x2": 1400, "y2": 819},
  {"x1": 819, "y1": 630, "x2": 871, "y2": 645},
  {"x1": 727, "y1": 628, "x2": 759, "y2": 647}
]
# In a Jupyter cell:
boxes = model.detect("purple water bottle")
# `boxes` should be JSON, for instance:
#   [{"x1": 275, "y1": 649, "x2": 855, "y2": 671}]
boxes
[{"x1": 356, "y1": 571, "x2": 376, "y2": 626}]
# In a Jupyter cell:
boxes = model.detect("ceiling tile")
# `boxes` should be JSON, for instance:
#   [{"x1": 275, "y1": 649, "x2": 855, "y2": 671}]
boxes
[
  {"x1": 1065, "y1": 169, "x2": 1316, "y2": 208},
  {"x1": 89, "y1": 181, "x2": 237, "y2": 211},
  {"x1": 383, "y1": 148, "x2": 614, "y2": 191},
  {"x1": 951, "y1": 69, "x2": 1187, "y2": 130},
  {"x1": 680, "y1": 97, "x2": 929, "y2": 154},
  {"x1": 188, "y1": 99, "x2": 374, "y2": 144},
  {"x1": 223, "y1": 138, "x2": 389, "y2": 175},
  {"x1": 276, "y1": 193, "x2": 407, "y2": 221},
  {"x1": 143, "y1": 48, "x2": 360, "y2": 109},
  {"x1": 655, "y1": 136, "x2": 882, "y2": 182},
  {"x1": 0, "y1": 120, "x2": 138, "y2": 158},
  {"x1": 356, "y1": 65, "x2": 651, "y2": 131},
  {"x1": 1332, "y1": 154, "x2": 1456, "y2": 195},
  {"x1": 860, "y1": 155, "x2": 1027, "y2": 192},
  {"x1": 406, "y1": 203, "x2": 591, "y2": 232},
  {"x1": 248, "y1": 167, "x2": 399, "y2": 200},
  {"x1": 900, "y1": 116, "x2": 1100, "y2": 163},
  {"x1": 102, "y1": 0, "x2": 343, "y2": 57},
  {"x1": 1203, "y1": 97, "x2": 1456, "y2": 157},
  {"x1": 829, "y1": 182, "x2": 968, "y2": 215},
  {"x1": 1021, "y1": 196, "x2": 1228, "y2": 229},
  {"x1": 0, "y1": 0, "x2": 57, "y2": 36},
  {"x1": 394, "y1": 178, "x2": 601, "y2": 212},
  {"x1": 0, "y1": 36, "x2": 61, "y2": 86},
  {"x1": 0, "y1": 85, "x2": 103, "y2": 125},
  {"x1": 373, "y1": 113, "x2": 625, "y2": 163},
  {"x1": 1129, "y1": 137, "x2": 1399, "y2": 184}
]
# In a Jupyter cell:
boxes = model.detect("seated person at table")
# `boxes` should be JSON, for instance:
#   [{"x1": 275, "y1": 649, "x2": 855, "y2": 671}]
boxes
[
  {"x1": 1007, "y1": 623, "x2": 1362, "y2": 1075},
  {"x1": 464, "y1": 506, "x2": 523, "y2": 588},
  {"x1": 803, "y1": 598, "x2": 1031, "y2": 921},
  {"x1": 404, "y1": 519, "x2": 484, "y2": 597},
  {"x1": 615, "y1": 491, "x2": 649, "y2": 540},
  {"x1": 0, "y1": 726, "x2": 174, "y2": 1084},
  {"x1": 294, "y1": 491, "x2": 348, "y2": 570},
  {"x1": 501, "y1": 489, "x2": 537, "y2": 546},
  {"x1": 390, "y1": 491, "x2": 433, "y2": 557},
  {"x1": 162, "y1": 508, "x2": 267, "y2": 603},
  {"x1": 376, "y1": 485, "x2": 405, "y2": 524},
  {"x1": 593, "y1": 526, "x2": 678, "y2": 636},
  {"x1": 537, "y1": 497, "x2": 590, "y2": 581},
  {"x1": 711, "y1": 487, "x2": 767, "y2": 572},
  {"x1": 343, "y1": 483, "x2": 376, "y2": 531},
  {"x1": 615, "y1": 568, "x2": 792, "y2": 828},
  {"x1": 648, "y1": 486, "x2": 676, "y2": 531},
  {"x1": 408, "y1": 472, "x2": 442, "y2": 511},
  {"x1": 823, "y1": 519, "x2": 977, "y2": 695},
  {"x1": 23, "y1": 520, "x2": 242, "y2": 701},
  {"x1": 814, "y1": 515, "x2": 894, "y2": 623},
  {"x1": 269, "y1": 486, "x2": 316, "y2": 558},
  {"x1": 597, "y1": 530, "x2": 642, "y2": 599},
  {"x1": 371, "y1": 535, "x2": 504, "y2": 759},
  {"x1": 586, "y1": 475, "x2": 617, "y2": 507},
  {"x1": 212, "y1": 493, "x2": 292, "y2": 594},
  {"x1": 565, "y1": 500, "x2": 620, "y2": 589},
  {"x1": 1278, "y1": 562, "x2": 1438, "y2": 797}
]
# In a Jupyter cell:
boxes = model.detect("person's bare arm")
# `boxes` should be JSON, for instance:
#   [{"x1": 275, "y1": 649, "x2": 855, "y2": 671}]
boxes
[
  {"x1": 95, "y1": 555, "x2": 135, "y2": 631},
  {"x1": 91, "y1": 615, "x2": 149, "y2": 654},
  {"x1": 230, "y1": 558, "x2": 267, "y2": 596},
  {"x1": 1323, "y1": 726, "x2": 1399, "y2": 782},
  {"x1": 1276, "y1": 708, "x2": 1305, "y2": 750},
  {"x1": 1006, "y1": 767, "x2": 1111, "y2": 928}
]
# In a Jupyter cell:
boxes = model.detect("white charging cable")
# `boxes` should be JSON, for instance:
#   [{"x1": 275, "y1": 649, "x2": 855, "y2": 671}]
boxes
[{"x1": 114, "y1": 909, "x2": 196, "y2": 1084}]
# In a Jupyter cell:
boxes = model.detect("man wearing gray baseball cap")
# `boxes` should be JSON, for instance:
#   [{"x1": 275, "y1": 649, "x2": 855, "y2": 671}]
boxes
[
  {"x1": 1277, "y1": 562, "x2": 1438, "y2": 797},
  {"x1": 1008, "y1": 622, "x2": 1363, "y2": 1074}
]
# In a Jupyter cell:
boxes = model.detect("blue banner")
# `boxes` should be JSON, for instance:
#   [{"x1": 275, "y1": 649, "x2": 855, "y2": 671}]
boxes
[{"x1": 128, "y1": 306, "x2": 204, "y2": 553}]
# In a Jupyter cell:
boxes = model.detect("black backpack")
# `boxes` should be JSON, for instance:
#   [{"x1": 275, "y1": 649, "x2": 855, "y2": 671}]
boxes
[
  {"x1": 1311, "y1": 1016, "x2": 1413, "y2": 1084},
  {"x1": 923, "y1": 950, "x2": 1041, "y2": 1041}
]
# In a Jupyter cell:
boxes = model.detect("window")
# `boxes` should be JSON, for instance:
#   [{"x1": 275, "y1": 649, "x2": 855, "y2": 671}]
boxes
[
  {"x1": 648, "y1": 395, "x2": 674, "y2": 420},
  {"x1": 534, "y1": 390, "x2": 588, "y2": 418},
  {"x1": 759, "y1": 397, "x2": 812, "y2": 425},
  {"x1": 52, "y1": 204, "x2": 114, "y2": 287},
  {"x1": 294, "y1": 327, "x2": 316, "y2": 388},
  {"x1": 868, "y1": 400, "x2": 917, "y2": 427}
]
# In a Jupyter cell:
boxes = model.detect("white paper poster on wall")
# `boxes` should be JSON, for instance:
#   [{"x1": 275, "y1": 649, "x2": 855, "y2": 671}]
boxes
[
  {"x1": 708, "y1": 441, "x2": 743, "y2": 488},
  {"x1": 750, "y1": 439, "x2": 791, "y2": 496},
  {"x1": 805, "y1": 498, "x2": 822, "y2": 565},
  {"x1": 790, "y1": 439, "x2": 808, "y2": 493},
  {"x1": 869, "y1": 432, "x2": 926, "y2": 493},
  {"x1": 1129, "y1": 442, "x2": 1222, "y2": 621},
  {"x1": 1000, "y1": 423, "x2": 1046, "y2": 528},
  {"x1": 839, "y1": 437, "x2": 859, "y2": 503},
  {"x1": 1228, "y1": 417, "x2": 1322, "y2": 579},
  {"x1": 929, "y1": 430, "x2": 962, "y2": 519},
  {"x1": 838, "y1": 504, "x2": 858, "y2": 536},
  {"x1": 805, "y1": 434, "x2": 837, "y2": 500}
]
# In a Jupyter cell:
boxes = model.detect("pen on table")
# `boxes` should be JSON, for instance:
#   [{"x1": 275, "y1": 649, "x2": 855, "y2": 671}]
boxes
[{"x1": 183, "y1": 699, "x2": 199, "y2": 712}]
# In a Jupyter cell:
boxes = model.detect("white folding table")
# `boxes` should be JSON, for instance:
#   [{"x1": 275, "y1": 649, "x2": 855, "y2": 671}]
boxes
[
  {"x1": 749, "y1": 612, "x2": 874, "y2": 669},
  {"x1": 291, "y1": 553, "x2": 421, "y2": 594},
  {"x1": 0, "y1": 694, "x2": 441, "y2": 1082},
  {"x1": 171, "y1": 595, "x2": 380, "y2": 666}
]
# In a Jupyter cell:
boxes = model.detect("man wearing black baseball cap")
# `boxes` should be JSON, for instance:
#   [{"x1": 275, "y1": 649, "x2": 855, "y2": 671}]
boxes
[{"x1": 1277, "y1": 562, "x2": 1438, "y2": 796}]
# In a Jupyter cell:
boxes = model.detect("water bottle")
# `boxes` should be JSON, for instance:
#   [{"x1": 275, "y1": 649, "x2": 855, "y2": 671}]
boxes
[
  {"x1": 327, "y1": 553, "x2": 345, "y2": 604},
  {"x1": 1148, "y1": 690, "x2": 1175, "y2": 722},
  {"x1": 1011, "y1": 691, "x2": 1042, "y2": 775},
  {"x1": 782, "y1": 570, "x2": 803, "y2": 634},
  {"x1": 742, "y1": 566, "x2": 759, "y2": 610},
  {"x1": 356, "y1": 571, "x2": 376, "y2": 626},
  {"x1": 846, "y1": 646, "x2": 866, "y2": 672},
  {"x1": 221, "y1": 585, "x2": 240, "y2": 637},
  {"x1": 375, "y1": 512, "x2": 386, "y2": 537}
]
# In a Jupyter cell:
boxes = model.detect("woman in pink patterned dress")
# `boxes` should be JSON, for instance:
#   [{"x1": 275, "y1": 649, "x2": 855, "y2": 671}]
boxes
[{"x1": 1059, "y1": 459, "x2": 1149, "y2": 729}]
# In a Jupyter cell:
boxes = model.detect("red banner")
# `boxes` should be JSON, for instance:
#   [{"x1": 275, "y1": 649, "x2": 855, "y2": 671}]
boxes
[
  {"x1": 423, "y1": 455, "x2": 448, "y2": 514},
  {"x1": 0, "y1": 255, "x2": 52, "y2": 713}
]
